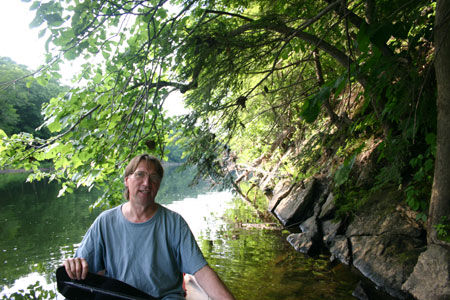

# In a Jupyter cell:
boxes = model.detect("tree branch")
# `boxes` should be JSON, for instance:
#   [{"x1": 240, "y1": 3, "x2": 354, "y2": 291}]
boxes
[{"x1": 205, "y1": 9, "x2": 254, "y2": 22}]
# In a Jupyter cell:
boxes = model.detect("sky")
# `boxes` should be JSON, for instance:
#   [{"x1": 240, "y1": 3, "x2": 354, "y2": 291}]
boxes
[
  {"x1": 0, "y1": 0, "x2": 188, "y2": 116},
  {"x1": 0, "y1": 0, "x2": 47, "y2": 70}
]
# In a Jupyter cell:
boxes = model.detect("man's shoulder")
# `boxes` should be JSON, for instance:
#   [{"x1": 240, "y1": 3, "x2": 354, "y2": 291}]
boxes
[
  {"x1": 96, "y1": 205, "x2": 121, "y2": 221},
  {"x1": 159, "y1": 204, "x2": 180, "y2": 217},
  {"x1": 158, "y1": 205, "x2": 186, "y2": 223}
]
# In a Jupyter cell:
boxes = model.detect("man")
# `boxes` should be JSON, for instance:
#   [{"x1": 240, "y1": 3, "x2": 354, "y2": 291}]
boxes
[{"x1": 64, "y1": 154, "x2": 236, "y2": 300}]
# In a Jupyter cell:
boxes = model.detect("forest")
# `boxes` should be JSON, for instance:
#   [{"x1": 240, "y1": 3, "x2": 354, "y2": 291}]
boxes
[{"x1": 0, "y1": 0, "x2": 449, "y2": 298}]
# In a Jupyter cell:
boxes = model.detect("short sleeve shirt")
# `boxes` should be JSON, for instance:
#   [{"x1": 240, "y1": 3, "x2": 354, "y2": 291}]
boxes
[{"x1": 75, "y1": 204, "x2": 207, "y2": 299}]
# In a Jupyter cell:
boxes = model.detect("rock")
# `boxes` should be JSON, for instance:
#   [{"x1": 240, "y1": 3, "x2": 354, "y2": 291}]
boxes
[
  {"x1": 273, "y1": 178, "x2": 316, "y2": 227},
  {"x1": 322, "y1": 218, "x2": 344, "y2": 247},
  {"x1": 347, "y1": 208, "x2": 424, "y2": 238},
  {"x1": 287, "y1": 232, "x2": 313, "y2": 254},
  {"x1": 352, "y1": 280, "x2": 399, "y2": 300},
  {"x1": 267, "y1": 179, "x2": 293, "y2": 212},
  {"x1": 346, "y1": 190, "x2": 424, "y2": 238},
  {"x1": 402, "y1": 244, "x2": 450, "y2": 300},
  {"x1": 319, "y1": 193, "x2": 336, "y2": 220},
  {"x1": 329, "y1": 235, "x2": 351, "y2": 265},
  {"x1": 287, "y1": 216, "x2": 320, "y2": 254},
  {"x1": 299, "y1": 215, "x2": 318, "y2": 233},
  {"x1": 350, "y1": 234, "x2": 424, "y2": 299},
  {"x1": 352, "y1": 281, "x2": 370, "y2": 300},
  {"x1": 335, "y1": 189, "x2": 427, "y2": 298}
]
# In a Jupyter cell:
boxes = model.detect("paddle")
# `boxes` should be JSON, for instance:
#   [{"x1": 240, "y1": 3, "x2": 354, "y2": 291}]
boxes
[{"x1": 56, "y1": 266, "x2": 157, "y2": 300}]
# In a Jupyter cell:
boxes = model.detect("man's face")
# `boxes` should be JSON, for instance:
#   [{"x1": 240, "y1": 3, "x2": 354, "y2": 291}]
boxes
[{"x1": 124, "y1": 160, "x2": 161, "y2": 207}]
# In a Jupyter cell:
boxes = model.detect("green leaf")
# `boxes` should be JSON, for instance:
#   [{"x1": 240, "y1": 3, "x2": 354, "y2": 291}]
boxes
[
  {"x1": 300, "y1": 86, "x2": 331, "y2": 123},
  {"x1": 96, "y1": 93, "x2": 109, "y2": 104},
  {"x1": 36, "y1": 75, "x2": 49, "y2": 86},
  {"x1": 38, "y1": 28, "x2": 47, "y2": 38},
  {"x1": 44, "y1": 13, "x2": 65, "y2": 27},
  {"x1": 29, "y1": 1, "x2": 40, "y2": 10},
  {"x1": 29, "y1": 14, "x2": 44, "y2": 28},
  {"x1": 64, "y1": 49, "x2": 77, "y2": 60},
  {"x1": 334, "y1": 155, "x2": 357, "y2": 187},
  {"x1": 102, "y1": 51, "x2": 110, "y2": 59},
  {"x1": 46, "y1": 116, "x2": 62, "y2": 133},
  {"x1": 356, "y1": 22, "x2": 370, "y2": 53}
]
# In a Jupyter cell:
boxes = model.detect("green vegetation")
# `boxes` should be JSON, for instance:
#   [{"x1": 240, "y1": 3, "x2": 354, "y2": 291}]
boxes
[
  {"x1": 0, "y1": 57, "x2": 66, "y2": 139},
  {"x1": 0, "y1": 0, "x2": 448, "y2": 240},
  {"x1": 435, "y1": 216, "x2": 450, "y2": 243}
]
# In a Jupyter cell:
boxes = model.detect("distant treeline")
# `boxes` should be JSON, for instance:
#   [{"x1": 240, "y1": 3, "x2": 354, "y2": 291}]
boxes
[{"x1": 0, "y1": 57, "x2": 66, "y2": 139}]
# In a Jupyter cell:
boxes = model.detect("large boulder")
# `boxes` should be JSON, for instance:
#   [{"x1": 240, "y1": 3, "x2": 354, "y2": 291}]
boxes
[
  {"x1": 318, "y1": 192, "x2": 336, "y2": 220},
  {"x1": 267, "y1": 179, "x2": 293, "y2": 212},
  {"x1": 402, "y1": 244, "x2": 450, "y2": 300},
  {"x1": 286, "y1": 216, "x2": 320, "y2": 254},
  {"x1": 322, "y1": 218, "x2": 344, "y2": 246},
  {"x1": 273, "y1": 178, "x2": 317, "y2": 227},
  {"x1": 345, "y1": 190, "x2": 426, "y2": 299},
  {"x1": 350, "y1": 234, "x2": 424, "y2": 299},
  {"x1": 329, "y1": 235, "x2": 351, "y2": 265}
]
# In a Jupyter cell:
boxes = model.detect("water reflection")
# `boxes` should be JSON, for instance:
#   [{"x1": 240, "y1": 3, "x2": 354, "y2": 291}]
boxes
[{"x1": 0, "y1": 172, "x2": 101, "y2": 292}]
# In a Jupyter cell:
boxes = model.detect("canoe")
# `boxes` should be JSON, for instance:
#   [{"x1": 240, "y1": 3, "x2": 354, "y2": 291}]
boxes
[
  {"x1": 56, "y1": 266, "x2": 156, "y2": 300},
  {"x1": 56, "y1": 266, "x2": 210, "y2": 300}
]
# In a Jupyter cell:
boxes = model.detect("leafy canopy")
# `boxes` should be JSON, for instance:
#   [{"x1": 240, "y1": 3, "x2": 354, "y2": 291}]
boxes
[{"x1": 0, "y1": 0, "x2": 437, "y2": 212}]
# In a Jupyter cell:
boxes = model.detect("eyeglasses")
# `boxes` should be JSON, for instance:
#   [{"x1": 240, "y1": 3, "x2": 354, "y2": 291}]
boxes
[{"x1": 132, "y1": 171, "x2": 161, "y2": 183}]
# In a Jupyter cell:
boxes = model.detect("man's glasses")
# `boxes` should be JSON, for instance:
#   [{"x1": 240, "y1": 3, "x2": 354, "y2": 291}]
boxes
[{"x1": 132, "y1": 171, "x2": 161, "y2": 183}]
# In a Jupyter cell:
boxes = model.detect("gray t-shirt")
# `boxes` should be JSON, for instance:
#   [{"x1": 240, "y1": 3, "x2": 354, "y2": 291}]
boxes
[{"x1": 75, "y1": 204, "x2": 207, "y2": 299}]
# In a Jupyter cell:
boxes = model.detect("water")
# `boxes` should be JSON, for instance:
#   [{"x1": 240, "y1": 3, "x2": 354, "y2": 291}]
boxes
[{"x1": 0, "y1": 167, "x2": 361, "y2": 299}]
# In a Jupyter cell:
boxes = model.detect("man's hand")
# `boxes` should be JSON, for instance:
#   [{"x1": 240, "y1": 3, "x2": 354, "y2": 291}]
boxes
[{"x1": 63, "y1": 257, "x2": 89, "y2": 280}]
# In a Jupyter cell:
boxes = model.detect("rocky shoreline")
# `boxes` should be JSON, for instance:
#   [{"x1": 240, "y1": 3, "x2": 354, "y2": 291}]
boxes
[{"x1": 266, "y1": 175, "x2": 450, "y2": 300}]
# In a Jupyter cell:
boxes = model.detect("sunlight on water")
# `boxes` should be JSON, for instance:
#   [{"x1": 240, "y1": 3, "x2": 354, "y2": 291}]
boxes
[
  {"x1": 165, "y1": 191, "x2": 233, "y2": 239},
  {"x1": 1, "y1": 273, "x2": 55, "y2": 297}
]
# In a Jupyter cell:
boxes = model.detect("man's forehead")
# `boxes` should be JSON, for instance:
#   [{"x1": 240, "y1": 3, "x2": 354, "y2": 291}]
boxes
[{"x1": 135, "y1": 160, "x2": 157, "y2": 171}]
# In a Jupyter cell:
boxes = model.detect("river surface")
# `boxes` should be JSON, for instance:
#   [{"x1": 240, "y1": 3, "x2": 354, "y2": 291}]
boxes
[{"x1": 0, "y1": 166, "x2": 361, "y2": 299}]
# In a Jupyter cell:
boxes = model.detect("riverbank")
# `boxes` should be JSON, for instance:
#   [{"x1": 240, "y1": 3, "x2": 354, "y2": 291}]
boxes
[{"x1": 265, "y1": 174, "x2": 450, "y2": 300}]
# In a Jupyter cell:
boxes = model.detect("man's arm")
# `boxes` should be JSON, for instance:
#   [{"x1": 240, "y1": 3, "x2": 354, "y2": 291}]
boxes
[{"x1": 194, "y1": 265, "x2": 236, "y2": 300}]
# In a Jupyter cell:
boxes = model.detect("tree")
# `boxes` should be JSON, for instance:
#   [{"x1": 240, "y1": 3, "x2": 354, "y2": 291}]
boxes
[
  {"x1": 0, "y1": 0, "x2": 441, "y2": 230},
  {"x1": 0, "y1": 57, "x2": 65, "y2": 139},
  {"x1": 428, "y1": 0, "x2": 450, "y2": 245}
]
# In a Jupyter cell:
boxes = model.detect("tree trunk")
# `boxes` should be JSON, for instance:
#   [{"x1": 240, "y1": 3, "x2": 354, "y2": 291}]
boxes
[{"x1": 428, "y1": 0, "x2": 450, "y2": 245}]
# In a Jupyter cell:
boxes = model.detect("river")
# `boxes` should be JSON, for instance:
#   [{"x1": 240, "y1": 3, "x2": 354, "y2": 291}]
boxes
[{"x1": 0, "y1": 166, "x2": 361, "y2": 299}]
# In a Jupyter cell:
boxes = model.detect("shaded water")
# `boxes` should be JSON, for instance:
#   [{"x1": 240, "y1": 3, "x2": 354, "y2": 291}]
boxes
[{"x1": 0, "y1": 166, "x2": 361, "y2": 299}]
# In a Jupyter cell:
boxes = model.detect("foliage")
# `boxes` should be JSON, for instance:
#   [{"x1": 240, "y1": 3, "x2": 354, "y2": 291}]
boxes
[
  {"x1": 404, "y1": 133, "x2": 435, "y2": 220},
  {"x1": 435, "y1": 216, "x2": 450, "y2": 242},
  {"x1": 0, "y1": 57, "x2": 65, "y2": 139},
  {"x1": 334, "y1": 183, "x2": 369, "y2": 221},
  {"x1": 0, "y1": 0, "x2": 438, "y2": 219},
  {"x1": 1, "y1": 282, "x2": 56, "y2": 300},
  {"x1": 334, "y1": 154, "x2": 357, "y2": 187}
]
